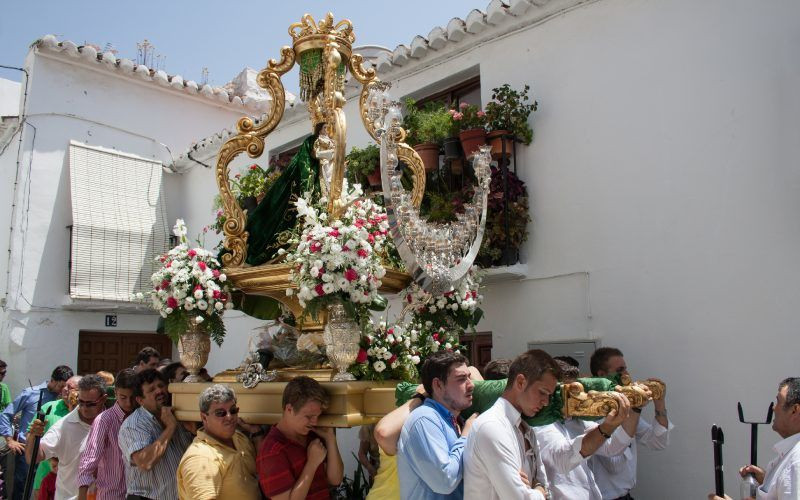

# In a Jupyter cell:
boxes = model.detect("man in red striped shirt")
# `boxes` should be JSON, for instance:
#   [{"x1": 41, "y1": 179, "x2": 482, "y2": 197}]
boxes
[
  {"x1": 77, "y1": 369, "x2": 138, "y2": 500},
  {"x1": 257, "y1": 376, "x2": 343, "y2": 499}
]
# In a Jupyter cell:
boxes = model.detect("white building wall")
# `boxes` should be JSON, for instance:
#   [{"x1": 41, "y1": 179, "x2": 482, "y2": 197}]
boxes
[{"x1": 0, "y1": 48, "x2": 252, "y2": 396}]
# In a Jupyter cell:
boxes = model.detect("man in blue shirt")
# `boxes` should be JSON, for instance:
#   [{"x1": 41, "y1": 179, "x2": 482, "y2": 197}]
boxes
[
  {"x1": 0, "y1": 364, "x2": 73, "y2": 500},
  {"x1": 397, "y1": 351, "x2": 478, "y2": 500}
]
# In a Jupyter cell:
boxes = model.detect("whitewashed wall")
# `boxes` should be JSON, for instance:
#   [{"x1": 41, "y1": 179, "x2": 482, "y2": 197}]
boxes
[
  {"x1": 223, "y1": 0, "x2": 800, "y2": 496},
  {"x1": 0, "y1": 49, "x2": 250, "y2": 396}
]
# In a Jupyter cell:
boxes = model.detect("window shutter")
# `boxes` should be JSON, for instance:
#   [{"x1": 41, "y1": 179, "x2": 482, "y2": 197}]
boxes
[{"x1": 68, "y1": 141, "x2": 169, "y2": 302}]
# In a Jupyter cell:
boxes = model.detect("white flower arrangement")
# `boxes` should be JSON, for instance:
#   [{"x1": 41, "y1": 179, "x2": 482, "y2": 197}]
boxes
[
  {"x1": 403, "y1": 266, "x2": 485, "y2": 330},
  {"x1": 141, "y1": 219, "x2": 233, "y2": 344},
  {"x1": 285, "y1": 185, "x2": 390, "y2": 322},
  {"x1": 349, "y1": 321, "x2": 421, "y2": 381}
]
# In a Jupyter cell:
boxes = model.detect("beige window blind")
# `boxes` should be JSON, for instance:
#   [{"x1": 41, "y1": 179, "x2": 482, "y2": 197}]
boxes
[{"x1": 69, "y1": 141, "x2": 169, "y2": 302}]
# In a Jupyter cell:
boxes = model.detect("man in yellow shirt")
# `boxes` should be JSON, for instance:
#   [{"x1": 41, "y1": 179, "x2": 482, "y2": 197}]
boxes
[{"x1": 177, "y1": 384, "x2": 261, "y2": 500}]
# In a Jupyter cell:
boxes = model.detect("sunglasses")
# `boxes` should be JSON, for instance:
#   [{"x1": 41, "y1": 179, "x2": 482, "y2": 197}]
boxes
[
  {"x1": 78, "y1": 397, "x2": 105, "y2": 408},
  {"x1": 208, "y1": 406, "x2": 240, "y2": 418}
]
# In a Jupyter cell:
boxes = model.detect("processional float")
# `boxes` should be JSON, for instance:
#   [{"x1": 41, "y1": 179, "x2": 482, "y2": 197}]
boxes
[{"x1": 170, "y1": 13, "x2": 664, "y2": 426}]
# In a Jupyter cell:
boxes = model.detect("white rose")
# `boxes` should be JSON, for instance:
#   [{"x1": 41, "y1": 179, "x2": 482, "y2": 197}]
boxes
[
  {"x1": 445, "y1": 342, "x2": 452, "y2": 349},
  {"x1": 411, "y1": 355, "x2": 420, "y2": 365},
  {"x1": 195, "y1": 315, "x2": 205, "y2": 323},
  {"x1": 373, "y1": 361, "x2": 386, "y2": 373},
  {"x1": 194, "y1": 289, "x2": 203, "y2": 299},
  {"x1": 322, "y1": 283, "x2": 335, "y2": 294},
  {"x1": 224, "y1": 301, "x2": 233, "y2": 310},
  {"x1": 214, "y1": 301, "x2": 224, "y2": 311},
  {"x1": 219, "y1": 274, "x2": 227, "y2": 282},
  {"x1": 165, "y1": 307, "x2": 173, "y2": 314},
  {"x1": 197, "y1": 300, "x2": 208, "y2": 311}
]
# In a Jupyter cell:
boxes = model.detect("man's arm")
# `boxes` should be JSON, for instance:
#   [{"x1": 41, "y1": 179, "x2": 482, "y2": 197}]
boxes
[
  {"x1": 374, "y1": 396, "x2": 424, "y2": 456},
  {"x1": 635, "y1": 415, "x2": 673, "y2": 450},
  {"x1": 403, "y1": 416, "x2": 466, "y2": 494},
  {"x1": 580, "y1": 393, "x2": 630, "y2": 458},
  {"x1": 315, "y1": 427, "x2": 344, "y2": 486},
  {"x1": 1, "y1": 391, "x2": 25, "y2": 454},
  {"x1": 25, "y1": 418, "x2": 58, "y2": 466},
  {"x1": 122, "y1": 408, "x2": 178, "y2": 471},
  {"x1": 472, "y1": 421, "x2": 545, "y2": 499},
  {"x1": 261, "y1": 440, "x2": 328, "y2": 500}
]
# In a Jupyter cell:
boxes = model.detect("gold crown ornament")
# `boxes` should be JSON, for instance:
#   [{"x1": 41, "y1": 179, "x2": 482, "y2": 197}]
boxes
[{"x1": 289, "y1": 13, "x2": 354, "y2": 102}]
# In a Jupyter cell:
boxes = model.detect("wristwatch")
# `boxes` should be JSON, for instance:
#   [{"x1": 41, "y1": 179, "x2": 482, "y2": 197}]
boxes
[{"x1": 597, "y1": 424, "x2": 612, "y2": 439}]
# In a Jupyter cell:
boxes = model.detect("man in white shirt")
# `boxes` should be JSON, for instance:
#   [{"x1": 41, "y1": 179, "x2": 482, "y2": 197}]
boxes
[
  {"x1": 588, "y1": 347, "x2": 673, "y2": 499},
  {"x1": 464, "y1": 349, "x2": 559, "y2": 500},
  {"x1": 26, "y1": 374, "x2": 107, "y2": 500},
  {"x1": 536, "y1": 360, "x2": 633, "y2": 500},
  {"x1": 710, "y1": 377, "x2": 800, "y2": 500}
]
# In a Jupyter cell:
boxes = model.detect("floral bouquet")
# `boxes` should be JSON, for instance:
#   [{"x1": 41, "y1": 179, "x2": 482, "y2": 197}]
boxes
[
  {"x1": 403, "y1": 266, "x2": 485, "y2": 332},
  {"x1": 285, "y1": 184, "x2": 390, "y2": 325},
  {"x1": 349, "y1": 321, "x2": 421, "y2": 381},
  {"x1": 406, "y1": 318, "x2": 464, "y2": 361},
  {"x1": 449, "y1": 102, "x2": 487, "y2": 133},
  {"x1": 138, "y1": 219, "x2": 233, "y2": 345}
]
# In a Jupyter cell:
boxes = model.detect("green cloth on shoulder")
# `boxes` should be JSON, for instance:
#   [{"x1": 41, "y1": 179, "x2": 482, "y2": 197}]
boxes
[
  {"x1": 27, "y1": 399, "x2": 70, "y2": 489},
  {"x1": 0, "y1": 383, "x2": 11, "y2": 412},
  {"x1": 395, "y1": 374, "x2": 622, "y2": 427}
]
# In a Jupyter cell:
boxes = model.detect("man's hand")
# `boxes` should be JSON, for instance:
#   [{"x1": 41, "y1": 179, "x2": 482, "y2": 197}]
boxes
[
  {"x1": 518, "y1": 470, "x2": 530, "y2": 488},
  {"x1": 462, "y1": 413, "x2": 479, "y2": 437},
  {"x1": 307, "y1": 438, "x2": 327, "y2": 468},
  {"x1": 27, "y1": 419, "x2": 45, "y2": 439},
  {"x1": 159, "y1": 406, "x2": 178, "y2": 431},
  {"x1": 533, "y1": 485, "x2": 547, "y2": 496},
  {"x1": 707, "y1": 495, "x2": 733, "y2": 500},
  {"x1": 5, "y1": 437, "x2": 24, "y2": 455},
  {"x1": 740, "y1": 465, "x2": 765, "y2": 485},
  {"x1": 313, "y1": 426, "x2": 336, "y2": 444},
  {"x1": 604, "y1": 393, "x2": 631, "y2": 428}
]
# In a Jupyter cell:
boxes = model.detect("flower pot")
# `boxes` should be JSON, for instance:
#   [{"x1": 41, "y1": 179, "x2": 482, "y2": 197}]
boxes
[
  {"x1": 487, "y1": 130, "x2": 513, "y2": 160},
  {"x1": 241, "y1": 196, "x2": 258, "y2": 212},
  {"x1": 367, "y1": 166, "x2": 382, "y2": 188},
  {"x1": 322, "y1": 301, "x2": 360, "y2": 381},
  {"x1": 413, "y1": 143, "x2": 441, "y2": 173},
  {"x1": 442, "y1": 137, "x2": 462, "y2": 161},
  {"x1": 459, "y1": 128, "x2": 487, "y2": 159},
  {"x1": 450, "y1": 158, "x2": 464, "y2": 175},
  {"x1": 178, "y1": 319, "x2": 211, "y2": 383}
]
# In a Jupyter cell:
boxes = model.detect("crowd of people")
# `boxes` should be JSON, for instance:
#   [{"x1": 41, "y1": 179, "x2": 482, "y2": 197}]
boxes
[{"x1": 0, "y1": 344, "x2": 794, "y2": 499}]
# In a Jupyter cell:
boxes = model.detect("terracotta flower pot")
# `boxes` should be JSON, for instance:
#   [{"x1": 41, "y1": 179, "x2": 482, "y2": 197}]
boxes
[
  {"x1": 487, "y1": 130, "x2": 513, "y2": 159},
  {"x1": 367, "y1": 166, "x2": 382, "y2": 187},
  {"x1": 442, "y1": 137, "x2": 462, "y2": 160},
  {"x1": 459, "y1": 128, "x2": 487, "y2": 159},
  {"x1": 414, "y1": 143, "x2": 441, "y2": 173}
]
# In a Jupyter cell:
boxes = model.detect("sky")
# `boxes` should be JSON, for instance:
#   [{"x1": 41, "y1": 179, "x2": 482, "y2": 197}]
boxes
[{"x1": 1, "y1": 0, "x2": 487, "y2": 93}]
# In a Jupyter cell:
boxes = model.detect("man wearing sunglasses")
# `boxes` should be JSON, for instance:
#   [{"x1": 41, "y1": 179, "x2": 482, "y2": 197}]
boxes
[
  {"x1": 176, "y1": 384, "x2": 261, "y2": 500},
  {"x1": 78, "y1": 369, "x2": 139, "y2": 500},
  {"x1": 27, "y1": 374, "x2": 108, "y2": 500},
  {"x1": 118, "y1": 368, "x2": 192, "y2": 500}
]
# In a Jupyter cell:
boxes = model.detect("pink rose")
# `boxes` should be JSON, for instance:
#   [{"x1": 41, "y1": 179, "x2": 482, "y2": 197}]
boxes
[
  {"x1": 329, "y1": 229, "x2": 340, "y2": 237},
  {"x1": 477, "y1": 110, "x2": 485, "y2": 118},
  {"x1": 249, "y1": 164, "x2": 258, "y2": 171},
  {"x1": 357, "y1": 248, "x2": 368, "y2": 258},
  {"x1": 459, "y1": 102, "x2": 469, "y2": 109},
  {"x1": 187, "y1": 249, "x2": 197, "y2": 258},
  {"x1": 212, "y1": 269, "x2": 220, "y2": 278},
  {"x1": 344, "y1": 268, "x2": 358, "y2": 282},
  {"x1": 197, "y1": 261, "x2": 207, "y2": 271}
]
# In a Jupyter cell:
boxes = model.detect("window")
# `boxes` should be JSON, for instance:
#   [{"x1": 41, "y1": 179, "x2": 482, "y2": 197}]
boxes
[
  {"x1": 68, "y1": 141, "x2": 169, "y2": 302},
  {"x1": 415, "y1": 75, "x2": 481, "y2": 109}
]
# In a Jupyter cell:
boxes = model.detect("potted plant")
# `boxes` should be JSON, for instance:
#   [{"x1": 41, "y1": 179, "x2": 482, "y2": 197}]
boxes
[
  {"x1": 345, "y1": 145, "x2": 381, "y2": 188},
  {"x1": 477, "y1": 165, "x2": 531, "y2": 266},
  {"x1": 138, "y1": 219, "x2": 234, "y2": 381},
  {"x1": 450, "y1": 102, "x2": 488, "y2": 160},
  {"x1": 237, "y1": 163, "x2": 278, "y2": 210},
  {"x1": 403, "y1": 99, "x2": 450, "y2": 173},
  {"x1": 484, "y1": 84, "x2": 538, "y2": 159}
]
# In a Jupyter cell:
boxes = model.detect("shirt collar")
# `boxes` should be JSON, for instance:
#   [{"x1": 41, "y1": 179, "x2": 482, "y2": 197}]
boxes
[
  {"x1": 423, "y1": 397, "x2": 459, "y2": 423},
  {"x1": 109, "y1": 402, "x2": 126, "y2": 420},
  {"x1": 497, "y1": 396, "x2": 523, "y2": 427},
  {"x1": 196, "y1": 428, "x2": 244, "y2": 451},
  {"x1": 774, "y1": 431, "x2": 800, "y2": 456}
]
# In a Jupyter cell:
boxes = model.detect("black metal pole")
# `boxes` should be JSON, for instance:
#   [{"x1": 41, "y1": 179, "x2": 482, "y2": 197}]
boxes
[
  {"x1": 712, "y1": 424, "x2": 725, "y2": 496},
  {"x1": 750, "y1": 423, "x2": 758, "y2": 465},
  {"x1": 22, "y1": 389, "x2": 45, "y2": 500}
]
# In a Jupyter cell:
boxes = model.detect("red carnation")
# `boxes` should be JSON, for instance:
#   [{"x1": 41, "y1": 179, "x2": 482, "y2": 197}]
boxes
[
  {"x1": 406, "y1": 294, "x2": 413, "y2": 303},
  {"x1": 187, "y1": 249, "x2": 196, "y2": 258},
  {"x1": 388, "y1": 354, "x2": 397, "y2": 365},
  {"x1": 161, "y1": 280, "x2": 170, "y2": 289},
  {"x1": 357, "y1": 248, "x2": 368, "y2": 258},
  {"x1": 197, "y1": 261, "x2": 207, "y2": 271},
  {"x1": 249, "y1": 164, "x2": 258, "y2": 171},
  {"x1": 195, "y1": 285, "x2": 203, "y2": 291},
  {"x1": 356, "y1": 349, "x2": 368, "y2": 363},
  {"x1": 315, "y1": 284, "x2": 325, "y2": 296},
  {"x1": 310, "y1": 241, "x2": 322, "y2": 253},
  {"x1": 329, "y1": 229, "x2": 340, "y2": 237},
  {"x1": 166, "y1": 297, "x2": 178, "y2": 309},
  {"x1": 344, "y1": 268, "x2": 358, "y2": 282},
  {"x1": 213, "y1": 290, "x2": 221, "y2": 299},
  {"x1": 212, "y1": 269, "x2": 220, "y2": 278},
  {"x1": 432, "y1": 333, "x2": 440, "y2": 341}
]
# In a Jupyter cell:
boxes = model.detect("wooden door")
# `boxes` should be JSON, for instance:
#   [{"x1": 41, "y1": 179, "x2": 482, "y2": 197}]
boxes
[
  {"x1": 459, "y1": 332, "x2": 492, "y2": 374},
  {"x1": 78, "y1": 331, "x2": 173, "y2": 375}
]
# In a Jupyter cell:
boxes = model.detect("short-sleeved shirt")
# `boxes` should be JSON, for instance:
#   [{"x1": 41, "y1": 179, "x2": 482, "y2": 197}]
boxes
[
  {"x1": 118, "y1": 406, "x2": 192, "y2": 500},
  {"x1": 0, "y1": 383, "x2": 11, "y2": 412},
  {"x1": 30, "y1": 399, "x2": 70, "y2": 489},
  {"x1": 39, "y1": 407, "x2": 92, "y2": 500},
  {"x1": 177, "y1": 428, "x2": 260, "y2": 500},
  {"x1": 257, "y1": 426, "x2": 330, "y2": 499}
]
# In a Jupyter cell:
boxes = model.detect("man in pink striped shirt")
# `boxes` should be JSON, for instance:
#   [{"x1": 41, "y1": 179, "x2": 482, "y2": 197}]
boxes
[{"x1": 78, "y1": 369, "x2": 139, "y2": 500}]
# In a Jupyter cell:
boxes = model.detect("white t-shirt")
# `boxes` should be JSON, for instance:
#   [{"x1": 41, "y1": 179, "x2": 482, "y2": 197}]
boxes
[{"x1": 40, "y1": 407, "x2": 92, "y2": 500}]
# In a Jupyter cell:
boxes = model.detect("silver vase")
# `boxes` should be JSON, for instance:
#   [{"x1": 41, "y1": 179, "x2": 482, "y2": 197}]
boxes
[
  {"x1": 322, "y1": 301, "x2": 361, "y2": 381},
  {"x1": 178, "y1": 318, "x2": 211, "y2": 383}
]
